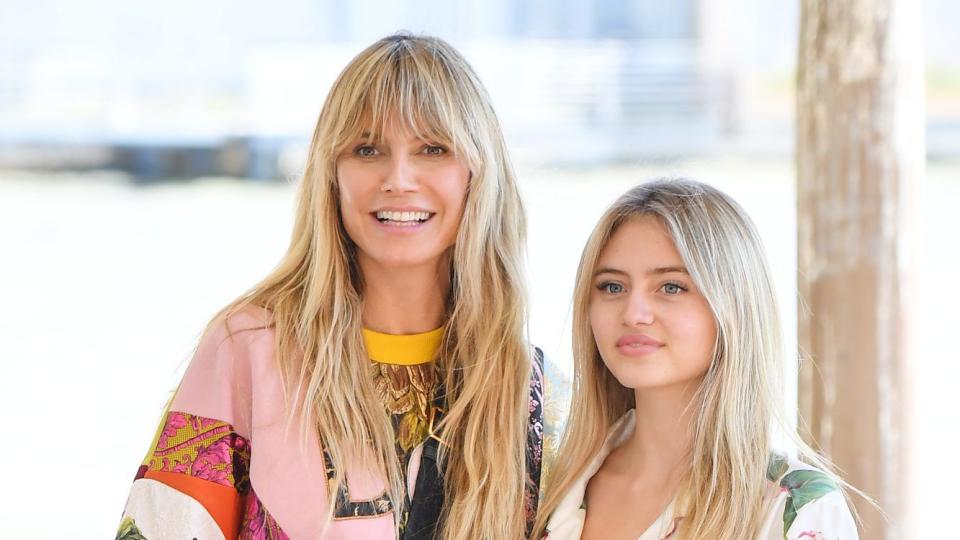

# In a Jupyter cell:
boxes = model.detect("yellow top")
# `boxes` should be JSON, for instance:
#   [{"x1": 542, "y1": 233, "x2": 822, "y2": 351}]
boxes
[{"x1": 362, "y1": 327, "x2": 443, "y2": 365}]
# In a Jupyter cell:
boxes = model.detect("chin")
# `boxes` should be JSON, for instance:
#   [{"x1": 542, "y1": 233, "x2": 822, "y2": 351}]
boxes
[
  {"x1": 606, "y1": 364, "x2": 680, "y2": 391},
  {"x1": 372, "y1": 252, "x2": 442, "y2": 270}
]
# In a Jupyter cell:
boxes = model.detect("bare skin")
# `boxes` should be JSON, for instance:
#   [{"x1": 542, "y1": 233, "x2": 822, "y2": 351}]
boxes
[
  {"x1": 580, "y1": 383, "x2": 699, "y2": 540},
  {"x1": 359, "y1": 254, "x2": 451, "y2": 334}
]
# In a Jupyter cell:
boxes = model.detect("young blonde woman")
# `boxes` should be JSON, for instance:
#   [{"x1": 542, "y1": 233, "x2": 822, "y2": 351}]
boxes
[
  {"x1": 534, "y1": 179, "x2": 858, "y2": 540},
  {"x1": 117, "y1": 34, "x2": 567, "y2": 540}
]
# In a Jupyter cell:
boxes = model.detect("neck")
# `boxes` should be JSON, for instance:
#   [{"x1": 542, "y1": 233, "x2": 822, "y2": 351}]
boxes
[
  {"x1": 358, "y1": 255, "x2": 450, "y2": 334},
  {"x1": 623, "y1": 379, "x2": 702, "y2": 476}
]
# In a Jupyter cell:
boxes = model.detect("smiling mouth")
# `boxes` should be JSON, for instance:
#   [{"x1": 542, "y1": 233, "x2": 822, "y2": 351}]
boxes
[{"x1": 374, "y1": 210, "x2": 434, "y2": 226}]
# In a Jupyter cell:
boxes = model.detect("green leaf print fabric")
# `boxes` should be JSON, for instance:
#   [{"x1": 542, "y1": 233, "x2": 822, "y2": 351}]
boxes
[{"x1": 767, "y1": 453, "x2": 842, "y2": 538}]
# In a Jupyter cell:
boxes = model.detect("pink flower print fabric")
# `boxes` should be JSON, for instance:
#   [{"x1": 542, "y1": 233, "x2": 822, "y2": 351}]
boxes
[{"x1": 147, "y1": 411, "x2": 251, "y2": 489}]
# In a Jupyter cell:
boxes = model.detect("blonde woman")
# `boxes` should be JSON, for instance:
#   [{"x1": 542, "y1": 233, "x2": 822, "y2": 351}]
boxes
[
  {"x1": 534, "y1": 179, "x2": 858, "y2": 540},
  {"x1": 117, "y1": 34, "x2": 566, "y2": 540}
]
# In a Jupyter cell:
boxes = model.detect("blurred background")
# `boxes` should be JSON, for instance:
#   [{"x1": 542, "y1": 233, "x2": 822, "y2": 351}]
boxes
[{"x1": 0, "y1": 0, "x2": 956, "y2": 537}]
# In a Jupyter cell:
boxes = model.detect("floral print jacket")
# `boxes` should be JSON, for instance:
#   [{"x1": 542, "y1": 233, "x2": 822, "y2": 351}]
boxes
[{"x1": 544, "y1": 410, "x2": 858, "y2": 540}]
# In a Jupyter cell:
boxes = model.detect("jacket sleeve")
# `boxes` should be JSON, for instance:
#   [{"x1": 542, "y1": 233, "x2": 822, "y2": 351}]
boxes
[{"x1": 116, "y1": 312, "x2": 268, "y2": 540}]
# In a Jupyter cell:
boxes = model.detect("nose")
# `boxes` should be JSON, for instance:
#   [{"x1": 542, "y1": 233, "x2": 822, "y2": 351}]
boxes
[
  {"x1": 381, "y1": 154, "x2": 419, "y2": 193},
  {"x1": 623, "y1": 292, "x2": 654, "y2": 327}
]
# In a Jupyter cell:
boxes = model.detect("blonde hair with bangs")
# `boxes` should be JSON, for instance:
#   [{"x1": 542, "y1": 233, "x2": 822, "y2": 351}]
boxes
[
  {"x1": 216, "y1": 34, "x2": 532, "y2": 539},
  {"x1": 534, "y1": 178, "x2": 850, "y2": 539}
]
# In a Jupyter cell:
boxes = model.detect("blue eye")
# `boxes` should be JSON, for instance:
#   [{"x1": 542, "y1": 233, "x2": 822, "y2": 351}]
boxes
[
  {"x1": 423, "y1": 145, "x2": 446, "y2": 156},
  {"x1": 598, "y1": 282, "x2": 625, "y2": 294},
  {"x1": 661, "y1": 282, "x2": 686, "y2": 295},
  {"x1": 355, "y1": 145, "x2": 378, "y2": 157}
]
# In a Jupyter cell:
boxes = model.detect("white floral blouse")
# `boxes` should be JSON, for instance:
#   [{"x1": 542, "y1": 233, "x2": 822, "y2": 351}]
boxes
[{"x1": 545, "y1": 410, "x2": 859, "y2": 540}]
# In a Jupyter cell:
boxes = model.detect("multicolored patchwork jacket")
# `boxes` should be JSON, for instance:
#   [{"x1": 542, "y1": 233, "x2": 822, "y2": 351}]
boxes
[{"x1": 117, "y1": 306, "x2": 571, "y2": 539}]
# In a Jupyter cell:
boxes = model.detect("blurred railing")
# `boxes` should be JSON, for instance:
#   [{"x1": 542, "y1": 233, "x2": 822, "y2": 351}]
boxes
[{"x1": 0, "y1": 39, "x2": 743, "y2": 179}]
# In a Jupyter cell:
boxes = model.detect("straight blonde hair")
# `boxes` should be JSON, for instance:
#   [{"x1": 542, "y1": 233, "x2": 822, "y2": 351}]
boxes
[
  {"x1": 534, "y1": 178, "x2": 850, "y2": 539},
  {"x1": 215, "y1": 34, "x2": 532, "y2": 540}
]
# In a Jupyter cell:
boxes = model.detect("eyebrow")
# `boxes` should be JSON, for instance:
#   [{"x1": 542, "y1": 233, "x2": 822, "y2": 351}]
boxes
[{"x1": 593, "y1": 266, "x2": 688, "y2": 277}]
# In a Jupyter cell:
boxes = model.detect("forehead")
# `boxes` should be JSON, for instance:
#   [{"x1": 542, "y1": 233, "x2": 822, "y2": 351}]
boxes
[{"x1": 597, "y1": 217, "x2": 683, "y2": 269}]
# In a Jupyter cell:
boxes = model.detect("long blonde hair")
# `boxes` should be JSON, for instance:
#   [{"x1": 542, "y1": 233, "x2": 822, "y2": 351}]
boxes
[
  {"x1": 535, "y1": 178, "x2": 846, "y2": 539},
  {"x1": 216, "y1": 34, "x2": 532, "y2": 540}
]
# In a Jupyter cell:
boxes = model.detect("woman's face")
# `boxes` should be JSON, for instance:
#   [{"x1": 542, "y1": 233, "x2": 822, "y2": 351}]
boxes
[
  {"x1": 336, "y1": 119, "x2": 470, "y2": 273},
  {"x1": 588, "y1": 217, "x2": 717, "y2": 392}
]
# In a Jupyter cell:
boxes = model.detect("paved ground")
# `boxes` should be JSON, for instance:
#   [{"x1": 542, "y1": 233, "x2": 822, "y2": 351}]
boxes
[{"x1": 1, "y1": 158, "x2": 956, "y2": 538}]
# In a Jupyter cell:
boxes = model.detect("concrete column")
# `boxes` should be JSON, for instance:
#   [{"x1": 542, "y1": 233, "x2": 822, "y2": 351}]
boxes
[{"x1": 796, "y1": 0, "x2": 924, "y2": 538}]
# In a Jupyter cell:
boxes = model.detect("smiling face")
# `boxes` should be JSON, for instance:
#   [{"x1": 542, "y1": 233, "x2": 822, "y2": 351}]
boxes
[
  {"x1": 589, "y1": 216, "x2": 718, "y2": 392},
  {"x1": 336, "y1": 118, "x2": 470, "y2": 273}
]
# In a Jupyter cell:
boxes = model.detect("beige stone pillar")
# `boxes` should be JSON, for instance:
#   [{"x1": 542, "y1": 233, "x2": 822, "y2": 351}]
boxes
[{"x1": 796, "y1": 0, "x2": 923, "y2": 538}]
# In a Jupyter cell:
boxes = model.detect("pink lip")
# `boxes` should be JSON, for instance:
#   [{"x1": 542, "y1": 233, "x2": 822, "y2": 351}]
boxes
[{"x1": 615, "y1": 334, "x2": 664, "y2": 357}]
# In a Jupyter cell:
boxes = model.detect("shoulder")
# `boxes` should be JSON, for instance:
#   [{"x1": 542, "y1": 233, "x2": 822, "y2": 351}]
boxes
[
  {"x1": 204, "y1": 304, "x2": 276, "y2": 359},
  {"x1": 170, "y1": 305, "x2": 279, "y2": 439},
  {"x1": 766, "y1": 453, "x2": 841, "y2": 499},
  {"x1": 766, "y1": 453, "x2": 858, "y2": 540}
]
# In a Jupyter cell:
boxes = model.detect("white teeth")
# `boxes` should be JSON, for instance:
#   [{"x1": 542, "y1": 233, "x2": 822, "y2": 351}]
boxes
[{"x1": 376, "y1": 210, "x2": 431, "y2": 222}]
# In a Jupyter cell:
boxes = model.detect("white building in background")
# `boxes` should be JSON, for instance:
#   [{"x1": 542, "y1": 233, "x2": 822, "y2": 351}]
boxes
[{"x1": 0, "y1": 0, "x2": 955, "y2": 176}]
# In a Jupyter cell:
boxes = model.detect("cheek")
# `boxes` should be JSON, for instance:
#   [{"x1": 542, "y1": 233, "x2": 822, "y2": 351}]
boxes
[
  {"x1": 336, "y1": 168, "x2": 356, "y2": 211},
  {"x1": 436, "y1": 168, "x2": 470, "y2": 237},
  {"x1": 336, "y1": 160, "x2": 379, "y2": 201},
  {"x1": 336, "y1": 164, "x2": 379, "y2": 222},
  {"x1": 676, "y1": 309, "x2": 718, "y2": 368},
  {"x1": 336, "y1": 184, "x2": 366, "y2": 243},
  {"x1": 336, "y1": 186, "x2": 357, "y2": 224},
  {"x1": 445, "y1": 187, "x2": 468, "y2": 222},
  {"x1": 337, "y1": 187, "x2": 353, "y2": 214},
  {"x1": 443, "y1": 171, "x2": 470, "y2": 214},
  {"x1": 588, "y1": 301, "x2": 613, "y2": 346}
]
